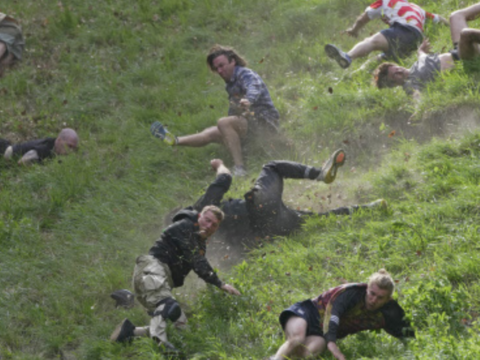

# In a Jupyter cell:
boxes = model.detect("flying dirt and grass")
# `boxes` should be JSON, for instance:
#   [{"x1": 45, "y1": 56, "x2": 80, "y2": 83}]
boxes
[{"x1": 1, "y1": 0, "x2": 480, "y2": 359}]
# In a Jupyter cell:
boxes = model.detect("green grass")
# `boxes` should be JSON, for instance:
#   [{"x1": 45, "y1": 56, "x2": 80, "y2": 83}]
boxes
[{"x1": 2, "y1": 0, "x2": 480, "y2": 359}]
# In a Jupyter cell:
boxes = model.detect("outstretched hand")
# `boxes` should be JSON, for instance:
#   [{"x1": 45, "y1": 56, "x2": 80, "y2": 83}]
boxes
[
  {"x1": 343, "y1": 28, "x2": 358, "y2": 37},
  {"x1": 418, "y1": 38, "x2": 432, "y2": 54},
  {"x1": 221, "y1": 283, "x2": 241, "y2": 296}
]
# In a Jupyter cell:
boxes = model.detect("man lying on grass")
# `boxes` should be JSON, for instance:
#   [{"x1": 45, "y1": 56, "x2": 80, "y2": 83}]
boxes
[
  {"x1": 325, "y1": 0, "x2": 447, "y2": 69},
  {"x1": 374, "y1": 2, "x2": 480, "y2": 101},
  {"x1": 110, "y1": 205, "x2": 240, "y2": 357},
  {"x1": 192, "y1": 149, "x2": 386, "y2": 243},
  {"x1": 1, "y1": 128, "x2": 79, "y2": 165},
  {"x1": 269, "y1": 269, "x2": 414, "y2": 360},
  {"x1": 150, "y1": 44, "x2": 280, "y2": 177}
]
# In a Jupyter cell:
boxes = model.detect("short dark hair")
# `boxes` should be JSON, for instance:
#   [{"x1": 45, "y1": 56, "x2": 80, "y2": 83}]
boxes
[
  {"x1": 206, "y1": 44, "x2": 247, "y2": 71},
  {"x1": 373, "y1": 62, "x2": 397, "y2": 89}
]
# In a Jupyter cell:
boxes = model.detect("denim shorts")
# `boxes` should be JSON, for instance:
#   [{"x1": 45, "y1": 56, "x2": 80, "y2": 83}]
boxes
[
  {"x1": 380, "y1": 23, "x2": 423, "y2": 62},
  {"x1": 279, "y1": 299, "x2": 323, "y2": 337}
]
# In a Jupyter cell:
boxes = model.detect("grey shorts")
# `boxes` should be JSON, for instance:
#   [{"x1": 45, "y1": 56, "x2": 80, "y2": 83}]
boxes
[{"x1": 0, "y1": 19, "x2": 25, "y2": 61}]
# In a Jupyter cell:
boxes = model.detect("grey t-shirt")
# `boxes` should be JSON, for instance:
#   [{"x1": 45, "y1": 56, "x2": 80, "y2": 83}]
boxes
[{"x1": 403, "y1": 54, "x2": 441, "y2": 95}]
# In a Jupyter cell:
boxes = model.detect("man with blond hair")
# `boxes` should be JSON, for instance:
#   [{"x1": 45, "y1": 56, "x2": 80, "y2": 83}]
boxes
[
  {"x1": 151, "y1": 44, "x2": 280, "y2": 177},
  {"x1": 269, "y1": 269, "x2": 414, "y2": 360},
  {"x1": 373, "y1": 2, "x2": 480, "y2": 100},
  {"x1": 110, "y1": 205, "x2": 240, "y2": 356}
]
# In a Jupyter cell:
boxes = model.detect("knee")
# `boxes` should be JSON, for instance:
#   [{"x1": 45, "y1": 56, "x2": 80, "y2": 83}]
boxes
[
  {"x1": 460, "y1": 27, "x2": 476, "y2": 41},
  {"x1": 217, "y1": 116, "x2": 232, "y2": 131},
  {"x1": 153, "y1": 298, "x2": 182, "y2": 322},
  {"x1": 285, "y1": 334, "x2": 306, "y2": 349},
  {"x1": 450, "y1": 10, "x2": 466, "y2": 26}
]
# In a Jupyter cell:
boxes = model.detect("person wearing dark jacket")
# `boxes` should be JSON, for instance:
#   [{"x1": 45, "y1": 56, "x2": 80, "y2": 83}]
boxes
[
  {"x1": 1, "y1": 128, "x2": 79, "y2": 165},
  {"x1": 270, "y1": 269, "x2": 415, "y2": 360},
  {"x1": 192, "y1": 150, "x2": 385, "y2": 245},
  {"x1": 110, "y1": 205, "x2": 240, "y2": 355}
]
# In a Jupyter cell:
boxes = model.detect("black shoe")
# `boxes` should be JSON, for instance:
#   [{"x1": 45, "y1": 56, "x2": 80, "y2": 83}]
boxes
[
  {"x1": 325, "y1": 44, "x2": 352, "y2": 69},
  {"x1": 110, "y1": 318, "x2": 135, "y2": 343}
]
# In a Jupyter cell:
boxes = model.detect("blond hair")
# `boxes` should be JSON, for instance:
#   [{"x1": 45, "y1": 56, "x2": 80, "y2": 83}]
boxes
[
  {"x1": 368, "y1": 269, "x2": 395, "y2": 296},
  {"x1": 201, "y1": 205, "x2": 225, "y2": 222}
]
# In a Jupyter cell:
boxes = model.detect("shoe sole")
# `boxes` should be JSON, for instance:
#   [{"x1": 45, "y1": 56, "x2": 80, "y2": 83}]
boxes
[
  {"x1": 322, "y1": 149, "x2": 346, "y2": 184},
  {"x1": 325, "y1": 44, "x2": 350, "y2": 69}
]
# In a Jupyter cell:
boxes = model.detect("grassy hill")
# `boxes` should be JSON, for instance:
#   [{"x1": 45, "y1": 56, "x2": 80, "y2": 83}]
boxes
[{"x1": 1, "y1": 0, "x2": 480, "y2": 359}]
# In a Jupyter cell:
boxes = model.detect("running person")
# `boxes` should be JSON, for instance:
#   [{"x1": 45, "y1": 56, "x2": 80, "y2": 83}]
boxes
[{"x1": 325, "y1": 0, "x2": 447, "y2": 68}]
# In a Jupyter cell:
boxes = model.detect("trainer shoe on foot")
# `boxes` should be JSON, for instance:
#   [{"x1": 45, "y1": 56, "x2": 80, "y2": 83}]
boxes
[
  {"x1": 325, "y1": 44, "x2": 352, "y2": 69},
  {"x1": 150, "y1": 121, "x2": 178, "y2": 146},
  {"x1": 110, "y1": 318, "x2": 135, "y2": 343},
  {"x1": 233, "y1": 165, "x2": 247, "y2": 177},
  {"x1": 364, "y1": 198, "x2": 388, "y2": 210},
  {"x1": 317, "y1": 149, "x2": 346, "y2": 184}
]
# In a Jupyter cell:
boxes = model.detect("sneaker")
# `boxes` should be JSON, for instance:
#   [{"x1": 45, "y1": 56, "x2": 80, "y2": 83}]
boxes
[
  {"x1": 233, "y1": 165, "x2": 247, "y2": 177},
  {"x1": 110, "y1": 318, "x2": 135, "y2": 343},
  {"x1": 325, "y1": 44, "x2": 352, "y2": 69},
  {"x1": 364, "y1": 199, "x2": 388, "y2": 210},
  {"x1": 150, "y1": 121, "x2": 178, "y2": 146},
  {"x1": 317, "y1": 149, "x2": 346, "y2": 184}
]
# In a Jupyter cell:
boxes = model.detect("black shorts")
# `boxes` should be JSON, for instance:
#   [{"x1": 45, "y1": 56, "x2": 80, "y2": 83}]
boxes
[
  {"x1": 380, "y1": 23, "x2": 422, "y2": 62},
  {"x1": 279, "y1": 299, "x2": 323, "y2": 337}
]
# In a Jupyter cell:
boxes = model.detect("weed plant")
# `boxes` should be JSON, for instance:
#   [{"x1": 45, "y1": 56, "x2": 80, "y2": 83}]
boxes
[{"x1": 1, "y1": 0, "x2": 480, "y2": 359}]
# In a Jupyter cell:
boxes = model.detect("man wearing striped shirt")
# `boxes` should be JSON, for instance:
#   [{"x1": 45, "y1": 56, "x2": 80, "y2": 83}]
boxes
[{"x1": 325, "y1": 0, "x2": 448, "y2": 68}]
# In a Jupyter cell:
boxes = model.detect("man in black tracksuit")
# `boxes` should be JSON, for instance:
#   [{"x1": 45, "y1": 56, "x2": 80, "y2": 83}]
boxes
[
  {"x1": 110, "y1": 205, "x2": 240, "y2": 355},
  {"x1": 192, "y1": 150, "x2": 384, "y2": 245}
]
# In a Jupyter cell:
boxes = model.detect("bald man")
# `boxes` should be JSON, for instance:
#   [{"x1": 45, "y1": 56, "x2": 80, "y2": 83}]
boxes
[{"x1": 1, "y1": 128, "x2": 79, "y2": 165}]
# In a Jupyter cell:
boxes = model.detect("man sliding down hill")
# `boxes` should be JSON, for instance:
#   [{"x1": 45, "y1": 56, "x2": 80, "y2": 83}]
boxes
[
  {"x1": 151, "y1": 44, "x2": 280, "y2": 177},
  {"x1": 192, "y1": 149, "x2": 386, "y2": 242},
  {"x1": 325, "y1": 0, "x2": 447, "y2": 69},
  {"x1": 0, "y1": 12, "x2": 24, "y2": 77},
  {"x1": 269, "y1": 269, "x2": 415, "y2": 360},
  {"x1": 373, "y1": 2, "x2": 480, "y2": 101},
  {"x1": 110, "y1": 205, "x2": 240, "y2": 356},
  {"x1": 0, "y1": 128, "x2": 79, "y2": 165}
]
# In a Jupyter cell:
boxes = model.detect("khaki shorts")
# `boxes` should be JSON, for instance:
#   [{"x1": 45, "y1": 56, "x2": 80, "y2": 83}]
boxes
[{"x1": 132, "y1": 255, "x2": 175, "y2": 311}]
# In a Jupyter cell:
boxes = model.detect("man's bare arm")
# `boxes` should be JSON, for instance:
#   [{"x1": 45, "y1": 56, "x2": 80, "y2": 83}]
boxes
[
  {"x1": 328, "y1": 341, "x2": 346, "y2": 360},
  {"x1": 345, "y1": 12, "x2": 370, "y2": 37}
]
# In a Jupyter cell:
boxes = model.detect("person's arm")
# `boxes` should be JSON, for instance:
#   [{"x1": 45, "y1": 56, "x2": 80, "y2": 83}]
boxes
[
  {"x1": 192, "y1": 164, "x2": 232, "y2": 211},
  {"x1": 426, "y1": 12, "x2": 449, "y2": 26},
  {"x1": 382, "y1": 300, "x2": 416, "y2": 339},
  {"x1": 327, "y1": 342, "x2": 346, "y2": 360},
  {"x1": 345, "y1": 12, "x2": 371, "y2": 37},
  {"x1": 18, "y1": 149, "x2": 39, "y2": 165},
  {"x1": 417, "y1": 39, "x2": 431, "y2": 57}
]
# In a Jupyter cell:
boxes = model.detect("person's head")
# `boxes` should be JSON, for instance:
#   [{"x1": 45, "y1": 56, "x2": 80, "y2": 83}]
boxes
[
  {"x1": 54, "y1": 128, "x2": 79, "y2": 155},
  {"x1": 373, "y1": 62, "x2": 409, "y2": 89},
  {"x1": 206, "y1": 45, "x2": 247, "y2": 82},
  {"x1": 365, "y1": 269, "x2": 394, "y2": 311},
  {"x1": 198, "y1": 205, "x2": 224, "y2": 239}
]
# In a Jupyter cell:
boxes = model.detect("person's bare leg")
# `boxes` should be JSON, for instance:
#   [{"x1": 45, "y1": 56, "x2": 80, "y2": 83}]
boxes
[
  {"x1": 217, "y1": 115, "x2": 248, "y2": 167},
  {"x1": 177, "y1": 126, "x2": 223, "y2": 147},
  {"x1": 450, "y1": 3, "x2": 480, "y2": 45},
  {"x1": 458, "y1": 28, "x2": 480, "y2": 60},
  {"x1": 296, "y1": 335, "x2": 327, "y2": 358},
  {"x1": 274, "y1": 316, "x2": 308, "y2": 359},
  {"x1": 347, "y1": 32, "x2": 389, "y2": 60}
]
